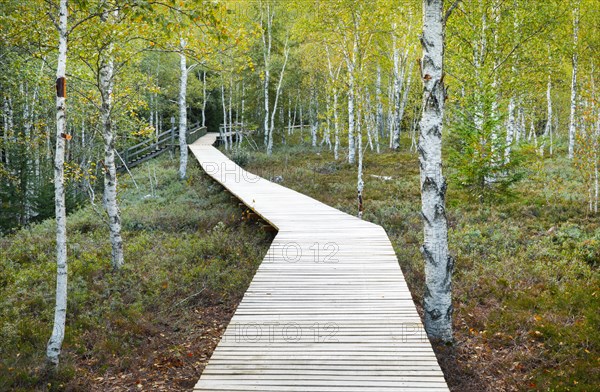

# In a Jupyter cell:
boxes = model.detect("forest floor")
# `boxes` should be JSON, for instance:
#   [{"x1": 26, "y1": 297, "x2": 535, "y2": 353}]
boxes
[
  {"x1": 0, "y1": 157, "x2": 273, "y2": 391},
  {"x1": 232, "y1": 133, "x2": 599, "y2": 392},
  {"x1": 2, "y1": 133, "x2": 599, "y2": 392}
]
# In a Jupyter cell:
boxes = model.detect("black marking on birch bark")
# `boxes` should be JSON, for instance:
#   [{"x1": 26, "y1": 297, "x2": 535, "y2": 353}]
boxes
[
  {"x1": 420, "y1": 211, "x2": 432, "y2": 227},
  {"x1": 357, "y1": 192, "x2": 364, "y2": 213},
  {"x1": 440, "y1": 178, "x2": 447, "y2": 198},
  {"x1": 421, "y1": 244, "x2": 438, "y2": 267},
  {"x1": 445, "y1": 305, "x2": 453, "y2": 321},
  {"x1": 434, "y1": 203, "x2": 446, "y2": 220},
  {"x1": 422, "y1": 175, "x2": 440, "y2": 194},
  {"x1": 428, "y1": 308, "x2": 442, "y2": 321},
  {"x1": 417, "y1": 145, "x2": 427, "y2": 160},
  {"x1": 56, "y1": 77, "x2": 66, "y2": 98},
  {"x1": 443, "y1": 255, "x2": 454, "y2": 291}
]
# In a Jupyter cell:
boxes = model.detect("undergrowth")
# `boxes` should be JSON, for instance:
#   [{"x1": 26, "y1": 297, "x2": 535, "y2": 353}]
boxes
[
  {"x1": 0, "y1": 156, "x2": 272, "y2": 391},
  {"x1": 237, "y1": 131, "x2": 599, "y2": 392}
]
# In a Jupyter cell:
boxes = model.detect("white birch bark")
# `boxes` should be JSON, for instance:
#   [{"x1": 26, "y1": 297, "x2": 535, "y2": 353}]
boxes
[
  {"x1": 541, "y1": 74, "x2": 552, "y2": 156},
  {"x1": 376, "y1": 65, "x2": 384, "y2": 141},
  {"x1": 268, "y1": 39, "x2": 289, "y2": 155},
  {"x1": 490, "y1": 1, "x2": 500, "y2": 160},
  {"x1": 228, "y1": 75, "x2": 233, "y2": 148},
  {"x1": 505, "y1": 5, "x2": 519, "y2": 163},
  {"x1": 345, "y1": 33, "x2": 358, "y2": 164},
  {"x1": 47, "y1": 0, "x2": 68, "y2": 367},
  {"x1": 261, "y1": 3, "x2": 273, "y2": 147},
  {"x1": 178, "y1": 38, "x2": 188, "y2": 179},
  {"x1": 2, "y1": 97, "x2": 10, "y2": 165},
  {"x1": 568, "y1": 4, "x2": 580, "y2": 159},
  {"x1": 418, "y1": 0, "x2": 453, "y2": 342},
  {"x1": 357, "y1": 95, "x2": 364, "y2": 219},
  {"x1": 100, "y1": 10, "x2": 124, "y2": 270},
  {"x1": 241, "y1": 82, "x2": 245, "y2": 142},
  {"x1": 202, "y1": 70, "x2": 207, "y2": 128},
  {"x1": 391, "y1": 36, "x2": 403, "y2": 149},
  {"x1": 325, "y1": 46, "x2": 341, "y2": 160},
  {"x1": 221, "y1": 80, "x2": 228, "y2": 150},
  {"x1": 310, "y1": 89, "x2": 318, "y2": 147}
]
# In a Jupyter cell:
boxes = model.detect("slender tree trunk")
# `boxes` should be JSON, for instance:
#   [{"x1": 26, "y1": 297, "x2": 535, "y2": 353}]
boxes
[
  {"x1": 202, "y1": 70, "x2": 207, "y2": 128},
  {"x1": 240, "y1": 82, "x2": 245, "y2": 145},
  {"x1": 100, "y1": 11, "x2": 124, "y2": 270},
  {"x1": 220, "y1": 80, "x2": 229, "y2": 150},
  {"x1": 178, "y1": 39, "x2": 188, "y2": 179},
  {"x1": 376, "y1": 65, "x2": 384, "y2": 140},
  {"x1": 261, "y1": 4, "x2": 273, "y2": 147},
  {"x1": 568, "y1": 4, "x2": 579, "y2": 159},
  {"x1": 541, "y1": 74, "x2": 552, "y2": 156},
  {"x1": 333, "y1": 89, "x2": 340, "y2": 160},
  {"x1": 346, "y1": 34, "x2": 358, "y2": 164},
  {"x1": 490, "y1": 1, "x2": 500, "y2": 161},
  {"x1": 268, "y1": 39, "x2": 289, "y2": 155},
  {"x1": 357, "y1": 95, "x2": 364, "y2": 219},
  {"x1": 505, "y1": 5, "x2": 519, "y2": 163},
  {"x1": 391, "y1": 39, "x2": 403, "y2": 149},
  {"x1": 418, "y1": 0, "x2": 453, "y2": 342},
  {"x1": 228, "y1": 75, "x2": 233, "y2": 148},
  {"x1": 47, "y1": 0, "x2": 68, "y2": 367},
  {"x1": 2, "y1": 97, "x2": 11, "y2": 165}
]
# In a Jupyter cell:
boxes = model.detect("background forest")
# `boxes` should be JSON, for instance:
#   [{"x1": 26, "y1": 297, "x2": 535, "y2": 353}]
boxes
[{"x1": 1, "y1": 0, "x2": 599, "y2": 391}]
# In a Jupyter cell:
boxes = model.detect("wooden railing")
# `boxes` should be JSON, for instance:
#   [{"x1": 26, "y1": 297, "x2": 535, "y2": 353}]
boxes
[{"x1": 117, "y1": 123, "x2": 206, "y2": 171}]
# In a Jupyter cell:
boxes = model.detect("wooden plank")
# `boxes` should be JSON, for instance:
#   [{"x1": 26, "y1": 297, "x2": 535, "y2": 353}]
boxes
[{"x1": 188, "y1": 134, "x2": 448, "y2": 391}]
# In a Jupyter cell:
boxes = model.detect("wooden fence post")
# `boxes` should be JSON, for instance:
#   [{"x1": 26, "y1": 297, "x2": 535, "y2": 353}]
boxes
[{"x1": 170, "y1": 116, "x2": 175, "y2": 153}]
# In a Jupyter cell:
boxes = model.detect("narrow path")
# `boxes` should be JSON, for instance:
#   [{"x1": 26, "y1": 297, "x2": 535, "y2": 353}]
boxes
[{"x1": 189, "y1": 133, "x2": 449, "y2": 391}]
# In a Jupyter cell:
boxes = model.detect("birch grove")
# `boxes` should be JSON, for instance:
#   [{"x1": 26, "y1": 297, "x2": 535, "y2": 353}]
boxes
[{"x1": 3, "y1": 0, "x2": 600, "y2": 375}]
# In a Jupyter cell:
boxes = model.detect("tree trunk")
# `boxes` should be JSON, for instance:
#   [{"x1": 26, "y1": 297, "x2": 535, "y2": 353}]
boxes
[
  {"x1": 221, "y1": 81, "x2": 228, "y2": 150},
  {"x1": 418, "y1": 0, "x2": 453, "y2": 342},
  {"x1": 346, "y1": 35, "x2": 358, "y2": 164},
  {"x1": 178, "y1": 39, "x2": 188, "y2": 179},
  {"x1": 568, "y1": 4, "x2": 579, "y2": 159},
  {"x1": 268, "y1": 39, "x2": 289, "y2": 155},
  {"x1": 541, "y1": 74, "x2": 552, "y2": 156},
  {"x1": 47, "y1": 0, "x2": 68, "y2": 368},
  {"x1": 100, "y1": 11, "x2": 124, "y2": 270},
  {"x1": 201, "y1": 70, "x2": 207, "y2": 128},
  {"x1": 376, "y1": 65, "x2": 384, "y2": 141},
  {"x1": 261, "y1": 3, "x2": 273, "y2": 147},
  {"x1": 228, "y1": 75, "x2": 233, "y2": 148},
  {"x1": 333, "y1": 89, "x2": 340, "y2": 160},
  {"x1": 357, "y1": 96, "x2": 364, "y2": 219}
]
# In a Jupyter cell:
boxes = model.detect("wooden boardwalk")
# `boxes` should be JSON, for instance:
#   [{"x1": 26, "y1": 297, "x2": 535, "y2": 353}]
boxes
[{"x1": 189, "y1": 133, "x2": 449, "y2": 391}]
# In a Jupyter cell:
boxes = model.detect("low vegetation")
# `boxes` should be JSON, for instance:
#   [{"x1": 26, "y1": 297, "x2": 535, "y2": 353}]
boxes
[
  {"x1": 234, "y1": 132, "x2": 599, "y2": 392},
  {"x1": 0, "y1": 157, "x2": 272, "y2": 391}
]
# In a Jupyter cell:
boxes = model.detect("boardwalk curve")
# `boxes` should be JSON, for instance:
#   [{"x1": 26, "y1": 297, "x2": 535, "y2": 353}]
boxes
[{"x1": 189, "y1": 133, "x2": 449, "y2": 391}]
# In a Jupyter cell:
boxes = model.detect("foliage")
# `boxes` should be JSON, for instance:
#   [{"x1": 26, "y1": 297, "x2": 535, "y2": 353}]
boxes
[{"x1": 447, "y1": 90, "x2": 527, "y2": 202}]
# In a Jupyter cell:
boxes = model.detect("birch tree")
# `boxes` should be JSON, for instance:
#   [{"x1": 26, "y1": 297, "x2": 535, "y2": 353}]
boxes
[
  {"x1": 260, "y1": 1, "x2": 274, "y2": 148},
  {"x1": 267, "y1": 38, "x2": 290, "y2": 155},
  {"x1": 418, "y1": 0, "x2": 453, "y2": 342},
  {"x1": 98, "y1": 8, "x2": 124, "y2": 270},
  {"x1": 47, "y1": 0, "x2": 69, "y2": 367},
  {"x1": 178, "y1": 37, "x2": 190, "y2": 178},
  {"x1": 568, "y1": 2, "x2": 580, "y2": 159}
]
